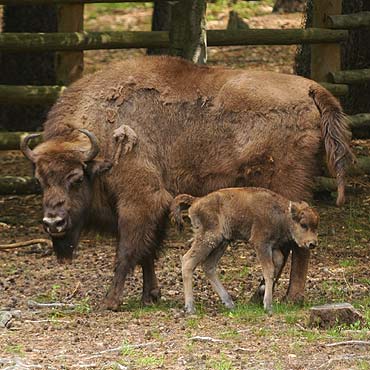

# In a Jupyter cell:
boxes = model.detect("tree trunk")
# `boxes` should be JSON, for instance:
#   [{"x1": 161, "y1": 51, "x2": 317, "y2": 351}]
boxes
[
  {"x1": 169, "y1": 0, "x2": 207, "y2": 64},
  {"x1": 147, "y1": 1, "x2": 171, "y2": 55},
  {"x1": 273, "y1": 0, "x2": 305, "y2": 13},
  {"x1": 0, "y1": 5, "x2": 58, "y2": 131}
]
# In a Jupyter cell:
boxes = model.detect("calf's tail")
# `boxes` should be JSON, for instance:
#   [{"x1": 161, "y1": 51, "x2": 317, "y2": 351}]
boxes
[
  {"x1": 309, "y1": 85, "x2": 356, "y2": 206},
  {"x1": 170, "y1": 194, "x2": 197, "y2": 232}
]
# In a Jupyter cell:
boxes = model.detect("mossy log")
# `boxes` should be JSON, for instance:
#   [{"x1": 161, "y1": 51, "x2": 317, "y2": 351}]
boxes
[
  {"x1": 0, "y1": 85, "x2": 65, "y2": 104},
  {"x1": 349, "y1": 114, "x2": 370, "y2": 139},
  {"x1": 319, "y1": 82, "x2": 349, "y2": 96},
  {"x1": 326, "y1": 11, "x2": 370, "y2": 29},
  {"x1": 0, "y1": 29, "x2": 348, "y2": 53},
  {"x1": 329, "y1": 68, "x2": 370, "y2": 84},
  {"x1": 0, "y1": 131, "x2": 41, "y2": 150},
  {"x1": 207, "y1": 28, "x2": 347, "y2": 46},
  {"x1": 0, "y1": 31, "x2": 170, "y2": 52},
  {"x1": 0, "y1": 176, "x2": 40, "y2": 195}
]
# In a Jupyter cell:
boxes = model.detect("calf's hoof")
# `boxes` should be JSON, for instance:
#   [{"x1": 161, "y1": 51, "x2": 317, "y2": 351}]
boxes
[
  {"x1": 223, "y1": 299, "x2": 235, "y2": 310},
  {"x1": 184, "y1": 304, "x2": 196, "y2": 315},
  {"x1": 249, "y1": 284, "x2": 265, "y2": 304},
  {"x1": 141, "y1": 288, "x2": 161, "y2": 306}
]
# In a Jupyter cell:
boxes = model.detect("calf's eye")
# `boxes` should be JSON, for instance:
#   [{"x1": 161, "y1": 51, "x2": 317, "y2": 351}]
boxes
[{"x1": 300, "y1": 223, "x2": 308, "y2": 230}]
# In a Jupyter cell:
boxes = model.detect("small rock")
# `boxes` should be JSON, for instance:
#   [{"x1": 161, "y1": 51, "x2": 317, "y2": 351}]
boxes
[{"x1": 0, "y1": 311, "x2": 13, "y2": 328}]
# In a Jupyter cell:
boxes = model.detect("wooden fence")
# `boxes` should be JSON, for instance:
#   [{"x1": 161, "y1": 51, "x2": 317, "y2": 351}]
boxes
[{"x1": 1, "y1": 0, "x2": 370, "y2": 194}]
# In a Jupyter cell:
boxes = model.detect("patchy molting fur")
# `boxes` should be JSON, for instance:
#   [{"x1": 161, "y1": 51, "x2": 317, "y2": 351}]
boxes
[{"x1": 31, "y1": 56, "x2": 353, "y2": 309}]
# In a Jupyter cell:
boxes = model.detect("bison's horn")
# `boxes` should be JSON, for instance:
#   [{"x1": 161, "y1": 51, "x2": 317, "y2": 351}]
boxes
[
  {"x1": 78, "y1": 129, "x2": 100, "y2": 162},
  {"x1": 20, "y1": 133, "x2": 41, "y2": 163}
]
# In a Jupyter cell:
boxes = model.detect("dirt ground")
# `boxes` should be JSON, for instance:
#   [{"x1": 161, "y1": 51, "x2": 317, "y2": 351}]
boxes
[{"x1": 1, "y1": 4, "x2": 370, "y2": 370}]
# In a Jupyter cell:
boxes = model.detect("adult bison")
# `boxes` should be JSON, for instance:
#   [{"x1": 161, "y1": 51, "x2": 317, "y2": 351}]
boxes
[{"x1": 21, "y1": 56, "x2": 354, "y2": 310}]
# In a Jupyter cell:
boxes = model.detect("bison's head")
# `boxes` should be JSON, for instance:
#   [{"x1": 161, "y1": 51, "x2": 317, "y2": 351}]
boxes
[
  {"x1": 288, "y1": 201, "x2": 319, "y2": 250},
  {"x1": 21, "y1": 129, "x2": 112, "y2": 263}
]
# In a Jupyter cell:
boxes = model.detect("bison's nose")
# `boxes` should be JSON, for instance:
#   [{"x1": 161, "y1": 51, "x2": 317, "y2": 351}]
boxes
[
  {"x1": 43, "y1": 216, "x2": 67, "y2": 235},
  {"x1": 308, "y1": 241, "x2": 317, "y2": 250}
]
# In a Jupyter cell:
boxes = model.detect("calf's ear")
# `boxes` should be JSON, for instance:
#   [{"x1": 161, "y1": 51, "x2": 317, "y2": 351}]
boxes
[
  {"x1": 87, "y1": 159, "x2": 113, "y2": 177},
  {"x1": 289, "y1": 201, "x2": 301, "y2": 222}
]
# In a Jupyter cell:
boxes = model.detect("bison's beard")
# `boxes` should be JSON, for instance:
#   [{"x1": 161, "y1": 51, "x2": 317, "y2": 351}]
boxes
[{"x1": 52, "y1": 226, "x2": 82, "y2": 264}]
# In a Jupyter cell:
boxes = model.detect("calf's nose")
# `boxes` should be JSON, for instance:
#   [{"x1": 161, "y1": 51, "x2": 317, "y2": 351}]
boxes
[
  {"x1": 308, "y1": 241, "x2": 317, "y2": 250},
  {"x1": 43, "y1": 216, "x2": 67, "y2": 234}
]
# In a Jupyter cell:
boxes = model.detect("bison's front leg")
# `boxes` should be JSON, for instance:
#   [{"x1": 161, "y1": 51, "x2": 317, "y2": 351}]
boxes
[
  {"x1": 285, "y1": 244, "x2": 310, "y2": 304},
  {"x1": 140, "y1": 256, "x2": 161, "y2": 305}
]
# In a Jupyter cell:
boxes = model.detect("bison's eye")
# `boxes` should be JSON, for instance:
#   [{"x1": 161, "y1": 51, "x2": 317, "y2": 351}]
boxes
[
  {"x1": 71, "y1": 176, "x2": 84, "y2": 185},
  {"x1": 300, "y1": 223, "x2": 308, "y2": 230}
]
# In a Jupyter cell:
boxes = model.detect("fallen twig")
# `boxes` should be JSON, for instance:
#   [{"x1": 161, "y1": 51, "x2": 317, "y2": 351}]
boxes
[
  {"x1": 326, "y1": 340, "x2": 370, "y2": 347},
  {"x1": 189, "y1": 336, "x2": 224, "y2": 343},
  {"x1": 27, "y1": 300, "x2": 77, "y2": 309},
  {"x1": 0, "y1": 238, "x2": 51, "y2": 251},
  {"x1": 81, "y1": 342, "x2": 159, "y2": 361}
]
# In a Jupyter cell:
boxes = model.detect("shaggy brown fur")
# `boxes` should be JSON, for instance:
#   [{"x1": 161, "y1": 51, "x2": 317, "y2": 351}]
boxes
[
  {"x1": 171, "y1": 188, "x2": 319, "y2": 315},
  {"x1": 22, "y1": 56, "x2": 353, "y2": 310}
]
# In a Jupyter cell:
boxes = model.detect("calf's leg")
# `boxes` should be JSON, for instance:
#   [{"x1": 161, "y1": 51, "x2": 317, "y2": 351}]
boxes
[
  {"x1": 202, "y1": 242, "x2": 234, "y2": 309},
  {"x1": 182, "y1": 232, "x2": 222, "y2": 314}
]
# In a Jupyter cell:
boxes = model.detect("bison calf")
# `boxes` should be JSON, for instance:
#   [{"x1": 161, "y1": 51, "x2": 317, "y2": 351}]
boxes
[{"x1": 170, "y1": 187, "x2": 319, "y2": 315}]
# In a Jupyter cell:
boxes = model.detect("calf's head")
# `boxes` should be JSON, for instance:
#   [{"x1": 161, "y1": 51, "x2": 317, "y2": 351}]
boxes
[
  {"x1": 21, "y1": 129, "x2": 112, "y2": 263},
  {"x1": 288, "y1": 201, "x2": 319, "y2": 250}
]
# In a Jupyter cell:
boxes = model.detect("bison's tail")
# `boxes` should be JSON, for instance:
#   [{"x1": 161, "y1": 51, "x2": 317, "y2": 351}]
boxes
[
  {"x1": 170, "y1": 194, "x2": 197, "y2": 232},
  {"x1": 309, "y1": 85, "x2": 356, "y2": 206}
]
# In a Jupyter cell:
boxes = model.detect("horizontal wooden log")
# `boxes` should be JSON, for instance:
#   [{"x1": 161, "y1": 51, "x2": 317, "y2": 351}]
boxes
[
  {"x1": 0, "y1": 132, "x2": 41, "y2": 150},
  {"x1": 329, "y1": 69, "x2": 370, "y2": 84},
  {"x1": 319, "y1": 82, "x2": 349, "y2": 96},
  {"x1": 348, "y1": 114, "x2": 370, "y2": 139},
  {"x1": 0, "y1": 31, "x2": 170, "y2": 52},
  {"x1": 0, "y1": 29, "x2": 348, "y2": 52},
  {"x1": 0, "y1": 0, "x2": 151, "y2": 3},
  {"x1": 207, "y1": 28, "x2": 348, "y2": 46},
  {"x1": 326, "y1": 11, "x2": 370, "y2": 29},
  {"x1": 0, "y1": 176, "x2": 41, "y2": 195},
  {"x1": 0, "y1": 85, "x2": 65, "y2": 104}
]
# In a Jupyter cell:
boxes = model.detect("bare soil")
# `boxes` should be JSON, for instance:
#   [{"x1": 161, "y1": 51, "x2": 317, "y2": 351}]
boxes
[{"x1": 1, "y1": 6, "x2": 370, "y2": 370}]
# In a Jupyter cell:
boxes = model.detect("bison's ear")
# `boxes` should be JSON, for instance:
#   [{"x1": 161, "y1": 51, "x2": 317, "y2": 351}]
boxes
[
  {"x1": 87, "y1": 160, "x2": 112, "y2": 177},
  {"x1": 289, "y1": 201, "x2": 301, "y2": 223}
]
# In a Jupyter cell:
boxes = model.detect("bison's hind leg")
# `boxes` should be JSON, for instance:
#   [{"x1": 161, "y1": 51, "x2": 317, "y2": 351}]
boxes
[
  {"x1": 182, "y1": 232, "x2": 223, "y2": 314},
  {"x1": 202, "y1": 241, "x2": 234, "y2": 310}
]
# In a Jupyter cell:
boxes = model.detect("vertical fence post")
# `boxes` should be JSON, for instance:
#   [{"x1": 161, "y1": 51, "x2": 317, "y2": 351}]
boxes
[
  {"x1": 311, "y1": 0, "x2": 342, "y2": 81},
  {"x1": 55, "y1": 4, "x2": 84, "y2": 85}
]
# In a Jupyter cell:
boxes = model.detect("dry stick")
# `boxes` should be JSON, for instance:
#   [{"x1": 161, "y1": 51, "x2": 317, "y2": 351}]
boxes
[
  {"x1": 326, "y1": 340, "x2": 370, "y2": 347},
  {"x1": 0, "y1": 238, "x2": 52, "y2": 251},
  {"x1": 27, "y1": 300, "x2": 77, "y2": 309}
]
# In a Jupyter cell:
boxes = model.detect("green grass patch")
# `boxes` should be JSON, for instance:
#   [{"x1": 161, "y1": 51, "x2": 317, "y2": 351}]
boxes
[
  {"x1": 207, "y1": 0, "x2": 274, "y2": 21},
  {"x1": 207, "y1": 354, "x2": 234, "y2": 370},
  {"x1": 5, "y1": 344, "x2": 24, "y2": 356}
]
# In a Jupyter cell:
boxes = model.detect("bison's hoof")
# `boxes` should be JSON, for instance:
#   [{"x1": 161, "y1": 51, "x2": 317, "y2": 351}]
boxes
[
  {"x1": 283, "y1": 293, "x2": 305, "y2": 306},
  {"x1": 101, "y1": 297, "x2": 121, "y2": 311},
  {"x1": 141, "y1": 288, "x2": 161, "y2": 306}
]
